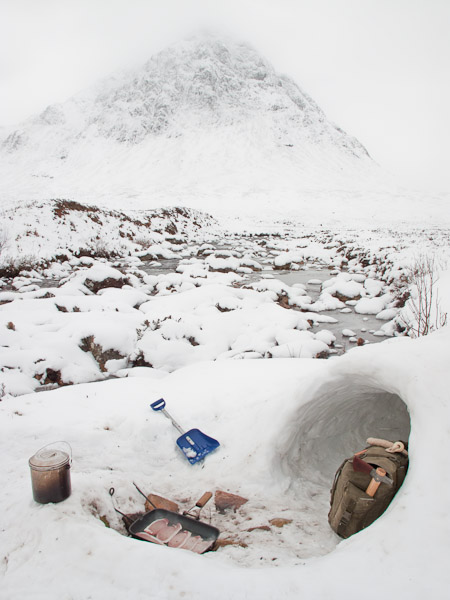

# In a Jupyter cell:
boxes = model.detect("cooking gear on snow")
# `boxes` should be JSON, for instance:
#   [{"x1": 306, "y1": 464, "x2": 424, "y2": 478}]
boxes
[
  {"x1": 29, "y1": 441, "x2": 72, "y2": 504},
  {"x1": 109, "y1": 486, "x2": 219, "y2": 553},
  {"x1": 150, "y1": 398, "x2": 220, "y2": 464},
  {"x1": 328, "y1": 440, "x2": 408, "y2": 538}
]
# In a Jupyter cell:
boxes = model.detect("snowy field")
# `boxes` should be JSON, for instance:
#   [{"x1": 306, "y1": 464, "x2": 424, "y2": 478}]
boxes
[
  {"x1": 1, "y1": 199, "x2": 450, "y2": 599},
  {"x1": 2, "y1": 200, "x2": 449, "y2": 397}
]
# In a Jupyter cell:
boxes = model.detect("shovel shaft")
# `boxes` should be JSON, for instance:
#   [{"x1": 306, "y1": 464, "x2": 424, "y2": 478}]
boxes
[
  {"x1": 161, "y1": 408, "x2": 185, "y2": 435},
  {"x1": 151, "y1": 399, "x2": 185, "y2": 435}
]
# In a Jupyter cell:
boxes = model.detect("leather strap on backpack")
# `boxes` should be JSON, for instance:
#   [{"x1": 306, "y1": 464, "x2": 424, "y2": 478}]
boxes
[{"x1": 337, "y1": 498, "x2": 356, "y2": 537}]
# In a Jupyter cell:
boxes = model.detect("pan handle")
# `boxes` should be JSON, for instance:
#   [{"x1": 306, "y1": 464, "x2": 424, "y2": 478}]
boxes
[
  {"x1": 183, "y1": 491, "x2": 213, "y2": 519},
  {"x1": 196, "y1": 491, "x2": 213, "y2": 508}
]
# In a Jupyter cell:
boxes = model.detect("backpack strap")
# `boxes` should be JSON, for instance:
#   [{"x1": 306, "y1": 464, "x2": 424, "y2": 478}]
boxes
[
  {"x1": 337, "y1": 498, "x2": 356, "y2": 537},
  {"x1": 329, "y1": 458, "x2": 348, "y2": 506}
]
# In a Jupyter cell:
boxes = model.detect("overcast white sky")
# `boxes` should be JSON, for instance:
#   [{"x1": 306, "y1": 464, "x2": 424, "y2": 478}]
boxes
[{"x1": 1, "y1": 0, "x2": 449, "y2": 192}]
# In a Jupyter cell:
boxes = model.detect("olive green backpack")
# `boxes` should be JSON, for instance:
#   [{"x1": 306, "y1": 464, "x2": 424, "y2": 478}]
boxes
[{"x1": 328, "y1": 441, "x2": 409, "y2": 539}]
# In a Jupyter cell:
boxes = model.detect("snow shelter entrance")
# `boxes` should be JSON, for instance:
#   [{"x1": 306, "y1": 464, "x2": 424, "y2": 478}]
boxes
[{"x1": 281, "y1": 375, "x2": 411, "y2": 486}]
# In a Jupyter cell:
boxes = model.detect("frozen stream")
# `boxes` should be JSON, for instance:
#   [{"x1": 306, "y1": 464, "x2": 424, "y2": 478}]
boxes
[{"x1": 271, "y1": 267, "x2": 388, "y2": 352}]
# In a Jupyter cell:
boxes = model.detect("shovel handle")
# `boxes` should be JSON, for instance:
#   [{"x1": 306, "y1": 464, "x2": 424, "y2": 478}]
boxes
[
  {"x1": 150, "y1": 399, "x2": 185, "y2": 435},
  {"x1": 151, "y1": 398, "x2": 166, "y2": 411}
]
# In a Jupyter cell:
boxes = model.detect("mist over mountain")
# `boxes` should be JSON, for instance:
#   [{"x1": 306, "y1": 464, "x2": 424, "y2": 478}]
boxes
[{"x1": 0, "y1": 34, "x2": 397, "y2": 215}]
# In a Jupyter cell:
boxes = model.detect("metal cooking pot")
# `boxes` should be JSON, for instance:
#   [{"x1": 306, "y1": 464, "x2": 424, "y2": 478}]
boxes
[{"x1": 29, "y1": 442, "x2": 72, "y2": 504}]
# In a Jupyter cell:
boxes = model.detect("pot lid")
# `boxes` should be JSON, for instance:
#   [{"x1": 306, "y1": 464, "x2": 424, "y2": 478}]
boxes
[{"x1": 29, "y1": 447, "x2": 69, "y2": 469}]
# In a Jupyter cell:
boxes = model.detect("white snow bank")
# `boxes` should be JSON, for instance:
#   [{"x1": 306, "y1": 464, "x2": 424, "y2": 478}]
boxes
[{"x1": 134, "y1": 283, "x2": 332, "y2": 369}]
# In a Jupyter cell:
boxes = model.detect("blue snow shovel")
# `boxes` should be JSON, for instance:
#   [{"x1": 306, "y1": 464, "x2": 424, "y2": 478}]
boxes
[{"x1": 150, "y1": 398, "x2": 220, "y2": 465}]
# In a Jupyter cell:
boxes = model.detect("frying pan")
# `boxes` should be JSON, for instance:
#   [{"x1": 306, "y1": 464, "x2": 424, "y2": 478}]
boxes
[{"x1": 109, "y1": 485, "x2": 219, "y2": 554}]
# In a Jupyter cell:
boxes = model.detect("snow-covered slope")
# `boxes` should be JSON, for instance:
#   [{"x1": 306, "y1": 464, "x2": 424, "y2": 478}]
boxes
[{"x1": 0, "y1": 34, "x2": 388, "y2": 215}]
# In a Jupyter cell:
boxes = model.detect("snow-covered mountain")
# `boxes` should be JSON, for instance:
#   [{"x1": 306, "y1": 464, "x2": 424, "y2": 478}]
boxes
[
  {"x1": 0, "y1": 34, "x2": 392, "y2": 216},
  {"x1": 4, "y1": 36, "x2": 367, "y2": 152}
]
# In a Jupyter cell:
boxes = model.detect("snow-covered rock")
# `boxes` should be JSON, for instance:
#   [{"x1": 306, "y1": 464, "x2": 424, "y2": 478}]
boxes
[
  {"x1": 342, "y1": 328, "x2": 356, "y2": 337},
  {"x1": 376, "y1": 307, "x2": 399, "y2": 321},
  {"x1": 322, "y1": 274, "x2": 365, "y2": 300},
  {"x1": 355, "y1": 294, "x2": 392, "y2": 315}
]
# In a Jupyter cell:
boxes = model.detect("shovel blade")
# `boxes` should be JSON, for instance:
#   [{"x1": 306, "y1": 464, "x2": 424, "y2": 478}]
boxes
[{"x1": 176, "y1": 429, "x2": 220, "y2": 465}]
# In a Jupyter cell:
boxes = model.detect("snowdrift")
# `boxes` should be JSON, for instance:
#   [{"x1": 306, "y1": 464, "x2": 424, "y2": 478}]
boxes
[{"x1": 1, "y1": 326, "x2": 449, "y2": 599}]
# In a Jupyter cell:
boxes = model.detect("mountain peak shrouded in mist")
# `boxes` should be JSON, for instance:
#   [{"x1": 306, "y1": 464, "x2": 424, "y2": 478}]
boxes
[
  {"x1": 0, "y1": 33, "x2": 381, "y2": 212},
  {"x1": 4, "y1": 34, "x2": 368, "y2": 153}
]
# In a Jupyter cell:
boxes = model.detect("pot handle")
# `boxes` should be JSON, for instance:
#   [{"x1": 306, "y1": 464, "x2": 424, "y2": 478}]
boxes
[{"x1": 36, "y1": 441, "x2": 72, "y2": 465}]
